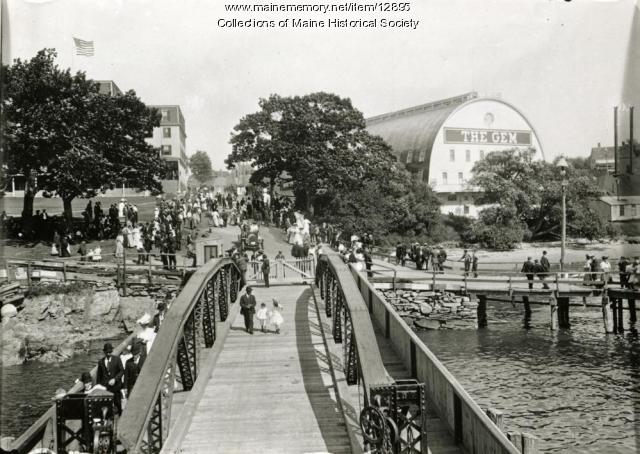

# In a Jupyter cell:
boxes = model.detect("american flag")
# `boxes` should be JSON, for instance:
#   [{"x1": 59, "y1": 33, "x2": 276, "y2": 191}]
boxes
[{"x1": 73, "y1": 37, "x2": 94, "y2": 57}]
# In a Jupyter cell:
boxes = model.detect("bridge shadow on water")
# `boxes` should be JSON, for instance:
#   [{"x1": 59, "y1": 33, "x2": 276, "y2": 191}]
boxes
[{"x1": 295, "y1": 287, "x2": 350, "y2": 453}]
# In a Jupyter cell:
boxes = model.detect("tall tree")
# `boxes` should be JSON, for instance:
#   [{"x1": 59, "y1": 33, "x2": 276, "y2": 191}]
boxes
[
  {"x1": 226, "y1": 92, "x2": 401, "y2": 214},
  {"x1": 470, "y1": 148, "x2": 606, "y2": 240},
  {"x1": 189, "y1": 150, "x2": 213, "y2": 184},
  {"x1": 3, "y1": 49, "x2": 165, "y2": 223}
]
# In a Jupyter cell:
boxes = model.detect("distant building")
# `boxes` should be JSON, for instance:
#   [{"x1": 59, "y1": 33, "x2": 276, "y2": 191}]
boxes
[
  {"x1": 593, "y1": 196, "x2": 640, "y2": 222},
  {"x1": 97, "y1": 80, "x2": 122, "y2": 96},
  {"x1": 366, "y1": 92, "x2": 544, "y2": 217},
  {"x1": 146, "y1": 105, "x2": 189, "y2": 194},
  {"x1": 590, "y1": 143, "x2": 615, "y2": 173}
]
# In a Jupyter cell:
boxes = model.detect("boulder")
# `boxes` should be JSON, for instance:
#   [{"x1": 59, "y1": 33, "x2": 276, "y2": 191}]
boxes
[
  {"x1": 414, "y1": 319, "x2": 441, "y2": 330},
  {"x1": 1, "y1": 304, "x2": 18, "y2": 319},
  {"x1": 87, "y1": 289, "x2": 119, "y2": 319},
  {"x1": 419, "y1": 303, "x2": 433, "y2": 315}
]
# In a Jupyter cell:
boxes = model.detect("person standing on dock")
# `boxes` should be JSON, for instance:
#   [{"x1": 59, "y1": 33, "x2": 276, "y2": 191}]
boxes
[
  {"x1": 618, "y1": 256, "x2": 629, "y2": 288},
  {"x1": 240, "y1": 286, "x2": 257, "y2": 334},
  {"x1": 599, "y1": 256, "x2": 612, "y2": 284},
  {"x1": 96, "y1": 343, "x2": 124, "y2": 414},
  {"x1": 521, "y1": 257, "x2": 535, "y2": 289},
  {"x1": 540, "y1": 251, "x2": 550, "y2": 275},
  {"x1": 534, "y1": 259, "x2": 550, "y2": 289},
  {"x1": 460, "y1": 249, "x2": 472, "y2": 276},
  {"x1": 471, "y1": 251, "x2": 478, "y2": 278}
]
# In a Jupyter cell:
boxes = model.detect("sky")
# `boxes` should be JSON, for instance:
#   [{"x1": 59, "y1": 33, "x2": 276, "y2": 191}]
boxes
[{"x1": 2, "y1": 0, "x2": 638, "y2": 170}]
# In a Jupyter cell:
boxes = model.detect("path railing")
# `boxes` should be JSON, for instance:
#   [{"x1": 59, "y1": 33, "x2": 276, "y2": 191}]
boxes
[
  {"x1": 317, "y1": 252, "x2": 429, "y2": 453},
  {"x1": 117, "y1": 257, "x2": 241, "y2": 453},
  {"x1": 9, "y1": 333, "x2": 138, "y2": 454},
  {"x1": 349, "y1": 266, "x2": 521, "y2": 454},
  {"x1": 246, "y1": 257, "x2": 316, "y2": 282}
]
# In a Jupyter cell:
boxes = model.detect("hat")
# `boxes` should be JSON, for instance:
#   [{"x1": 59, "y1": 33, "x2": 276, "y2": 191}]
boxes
[
  {"x1": 246, "y1": 286, "x2": 253, "y2": 292},
  {"x1": 157, "y1": 302, "x2": 167, "y2": 311},
  {"x1": 131, "y1": 342, "x2": 142, "y2": 355},
  {"x1": 81, "y1": 372, "x2": 93, "y2": 384},
  {"x1": 52, "y1": 388, "x2": 67, "y2": 400},
  {"x1": 137, "y1": 313, "x2": 152, "y2": 325},
  {"x1": 103, "y1": 343, "x2": 114, "y2": 353}
]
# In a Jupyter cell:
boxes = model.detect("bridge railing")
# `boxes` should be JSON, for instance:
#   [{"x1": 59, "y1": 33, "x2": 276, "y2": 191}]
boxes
[
  {"x1": 246, "y1": 257, "x2": 316, "y2": 282},
  {"x1": 117, "y1": 257, "x2": 241, "y2": 453},
  {"x1": 9, "y1": 332, "x2": 139, "y2": 454},
  {"x1": 349, "y1": 268, "x2": 521, "y2": 454}
]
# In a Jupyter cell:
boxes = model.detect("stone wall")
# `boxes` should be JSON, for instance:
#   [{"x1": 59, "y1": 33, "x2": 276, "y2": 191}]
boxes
[{"x1": 379, "y1": 288, "x2": 479, "y2": 330}]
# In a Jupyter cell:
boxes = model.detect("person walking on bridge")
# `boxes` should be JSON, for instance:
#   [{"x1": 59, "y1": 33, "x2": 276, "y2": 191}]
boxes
[
  {"x1": 240, "y1": 286, "x2": 257, "y2": 334},
  {"x1": 521, "y1": 257, "x2": 535, "y2": 289},
  {"x1": 96, "y1": 343, "x2": 124, "y2": 414}
]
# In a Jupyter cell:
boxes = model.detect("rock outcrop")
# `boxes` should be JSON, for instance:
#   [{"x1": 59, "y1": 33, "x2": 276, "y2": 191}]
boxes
[
  {"x1": 1, "y1": 283, "x2": 179, "y2": 366},
  {"x1": 380, "y1": 288, "x2": 478, "y2": 330}
]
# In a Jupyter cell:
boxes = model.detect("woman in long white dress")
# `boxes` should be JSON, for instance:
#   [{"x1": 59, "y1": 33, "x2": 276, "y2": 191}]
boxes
[
  {"x1": 354, "y1": 249, "x2": 366, "y2": 272},
  {"x1": 212, "y1": 210, "x2": 221, "y2": 227},
  {"x1": 132, "y1": 224, "x2": 141, "y2": 249},
  {"x1": 126, "y1": 223, "x2": 135, "y2": 248}
]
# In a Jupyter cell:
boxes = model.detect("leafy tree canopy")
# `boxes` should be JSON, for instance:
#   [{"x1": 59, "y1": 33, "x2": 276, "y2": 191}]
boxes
[
  {"x1": 189, "y1": 150, "x2": 213, "y2": 184},
  {"x1": 2, "y1": 49, "x2": 165, "y2": 221},
  {"x1": 470, "y1": 148, "x2": 607, "y2": 241},
  {"x1": 226, "y1": 92, "x2": 403, "y2": 212}
]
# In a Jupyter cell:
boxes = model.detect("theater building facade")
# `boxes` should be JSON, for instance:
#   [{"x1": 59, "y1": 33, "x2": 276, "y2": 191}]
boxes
[{"x1": 366, "y1": 92, "x2": 544, "y2": 217}]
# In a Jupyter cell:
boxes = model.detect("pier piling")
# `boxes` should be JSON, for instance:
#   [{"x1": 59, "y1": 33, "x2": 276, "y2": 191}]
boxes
[{"x1": 602, "y1": 295, "x2": 614, "y2": 333}]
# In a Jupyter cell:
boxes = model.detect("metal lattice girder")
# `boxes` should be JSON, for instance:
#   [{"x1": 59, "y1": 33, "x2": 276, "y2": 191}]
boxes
[
  {"x1": 202, "y1": 278, "x2": 216, "y2": 348},
  {"x1": 333, "y1": 287, "x2": 343, "y2": 343},
  {"x1": 159, "y1": 360, "x2": 176, "y2": 444},
  {"x1": 325, "y1": 272, "x2": 334, "y2": 317},
  {"x1": 145, "y1": 394, "x2": 163, "y2": 454},
  {"x1": 177, "y1": 310, "x2": 197, "y2": 391},
  {"x1": 342, "y1": 307, "x2": 359, "y2": 385},
  {"x1": 369, "y1": 381, "x2": 428, "y2": 454},
  {"x1": 229, "y1": 265, "x2": 238, "y2": 303},
  {"x1": 319, "y1": 265, "x2": 325, "y2": 299},
  {"x1": 218, "y1": 270, "x2": 229, "y2": 322}
]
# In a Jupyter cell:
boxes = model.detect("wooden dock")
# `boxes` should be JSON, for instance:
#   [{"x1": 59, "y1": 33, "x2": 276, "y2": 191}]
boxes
[{"x1": 174, "y1": 285, "x2": 352, "y2": 454}]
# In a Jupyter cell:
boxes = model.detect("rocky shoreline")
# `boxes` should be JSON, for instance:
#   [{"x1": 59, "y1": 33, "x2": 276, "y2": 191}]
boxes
[
  {"x1": 380, "y1": 288, "x2": 479, "y2": 330},
  {"x1": 1, "y1": 283, "x2": 179, "y2": 366}
]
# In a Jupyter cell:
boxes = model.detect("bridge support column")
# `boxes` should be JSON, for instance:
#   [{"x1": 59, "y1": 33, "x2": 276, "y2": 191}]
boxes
[
  {"x1": 614, "y1": 298, "x2": 624, "y2": 333},
  {"x1": 557, "y1": 297, "x2": 570, "y2": 329},
  {"x1": 477, "y1": 295, "x2": 487, "y2": 328},
  {"x1": 602, "y1": 295, "x2": 614, "y2": 334},
  {"x1": 549, "y1": 296, "x2": 558, "y2": 330},
  {"x1": 629, "y1": 298, "x2": 637, "y2": 325}
]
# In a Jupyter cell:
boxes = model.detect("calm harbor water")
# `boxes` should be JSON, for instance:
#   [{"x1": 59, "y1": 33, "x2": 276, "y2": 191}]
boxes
[
  {"x1": 0, "y1": 338, "x2": 124, "y2": 439},
  {"x1": 418, "y1": 300, "x2": 639, "y2": 454}
]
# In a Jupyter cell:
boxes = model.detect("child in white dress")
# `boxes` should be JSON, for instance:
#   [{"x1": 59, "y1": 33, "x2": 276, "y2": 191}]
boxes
[
  {"x1": 270, "y1": 299, "x2": 284, "y2": 334},
  {"x1": 256, "y1": 303, "x2": 269, "y2": 333}
]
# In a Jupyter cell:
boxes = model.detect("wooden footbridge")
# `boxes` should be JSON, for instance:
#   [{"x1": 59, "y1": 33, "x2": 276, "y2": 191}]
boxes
[{"x1": 10, "y1": 249, "x2": 531, "y2": 454}]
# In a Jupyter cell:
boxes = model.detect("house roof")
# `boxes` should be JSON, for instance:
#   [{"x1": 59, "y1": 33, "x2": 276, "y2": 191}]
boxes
[{"x1": 599, "y1": 195, "x2": 640, "y2": 205}]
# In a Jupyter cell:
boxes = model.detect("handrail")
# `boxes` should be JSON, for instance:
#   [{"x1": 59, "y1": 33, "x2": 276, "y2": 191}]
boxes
[
  {"x1": 10, "y1": 332, "x2": 138, "y2": 453},
  {"x1": 318, "y1": 252, "x2": 393, "y2": 395},
  {"x1": 118, "y1": 257, "x2": 239, "y2": 452},
  {"x1": 352, "y1": 266, "x2": 520, "y2": 454}
]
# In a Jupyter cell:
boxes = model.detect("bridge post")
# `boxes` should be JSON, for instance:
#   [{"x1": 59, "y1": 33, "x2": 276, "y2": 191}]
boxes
[
  {"x1": 477, "y1": 295, "x2": 487, "y2": 328},
  {"x1": 557, "y1": 297, "x2": 570, "y2": 329},
  {"x1": 549, "y1": 295, "x2": 558, "y2": 330},
  {"x1": 629, "y1": 297, "x2": 637, "y2": 325},
  {"x1": 616, "y1": 298, "x2": 624, "y2": 333},
  {"x1": 602, "y1": 294, "x2": 614, "y2": 334}
]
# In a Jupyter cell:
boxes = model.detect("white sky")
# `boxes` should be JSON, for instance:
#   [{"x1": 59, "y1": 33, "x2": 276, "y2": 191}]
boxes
[{"x1": 3, "y1": 0, "x2": 638, "y2": 170}]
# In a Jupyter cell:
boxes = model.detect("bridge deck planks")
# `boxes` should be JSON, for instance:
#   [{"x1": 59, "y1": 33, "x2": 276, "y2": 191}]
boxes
[{"x1": 178, "y1": 285, "x2": 351, "y2": 454}]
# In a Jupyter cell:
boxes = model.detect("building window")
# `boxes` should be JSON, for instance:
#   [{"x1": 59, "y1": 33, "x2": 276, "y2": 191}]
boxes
[
  {"x1": 161, "y1": 109, "x2": 169, "y2": 121},
  {"x1": 464, "y1": 205, "x2": 470, "y2": 215},
  {"x1": 163, "y1": 127, "x2": 171, "y2": 138},
  {"x1": 162, "y1": 145, "x2": 172, "y2": 156},
  {"x1": 442, "y1": 172, "x2": 448, "y2": 185},
  {"x1": 479, "y1": 150, "x2": 485, "y2": 160},
  {"x1": 631, "y1": 205, "x2": 638, "y2": 217},
  {"x1": 422, "y1": 170, "x2": 429, "y2": 182},
  {"x1": 447, "y1": 194, "x2": 457, "y2": 201},
  {"x1": 449, "y1": 149, "x2": 455, "y2": 162},
  {"x1": 458, "y1": 172, "x2": 464, "y2": 183},
  {"x1": 418, "y1": 149, "x2": 426, "y2": 162},
  {"x1": 465, "y1": 150, "x2": 471, "y2": 162},
  {"x1": 620, "y1": 205, "x2": 625, "y2": 217}
]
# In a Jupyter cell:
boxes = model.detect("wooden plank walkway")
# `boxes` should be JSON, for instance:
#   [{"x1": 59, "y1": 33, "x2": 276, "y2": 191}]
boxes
[{"x1": 178, "y1": 285, "x2": 351, "y2": 454}]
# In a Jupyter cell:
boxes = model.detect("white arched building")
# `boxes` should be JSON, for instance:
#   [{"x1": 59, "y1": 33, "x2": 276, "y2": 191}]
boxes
[{"x1": 366, "y1": 92, "x2": 544, "y2": 217}]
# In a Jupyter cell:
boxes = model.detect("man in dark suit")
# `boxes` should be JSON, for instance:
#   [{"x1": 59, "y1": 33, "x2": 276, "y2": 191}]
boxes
[
  {"x1": 152, "y1": 302, "x2": 167, "y2": 333},
  {"x1": 124, "y1": 342, "x2": 145, "y2": 398},
  {"x1": 96, "y1": 343, "x2": 124, "y2": 414},
  {"x1": 540, "y1": 251, "x2": 551, "y2": 289},
  {"x1": 240, "y1": 286, "x2": 256, "y2": 334},
  {"x1": 261, "y1": 255, "x2": 270, "y2": 288},
  {"x1": 521, "y1": 257, "x2": 535, "y2": 289}
]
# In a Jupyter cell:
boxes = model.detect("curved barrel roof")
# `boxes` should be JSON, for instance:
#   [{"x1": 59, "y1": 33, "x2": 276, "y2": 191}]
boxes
[{"x1": 366, "y1": 92, "x2": 477, "y2": 169}]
